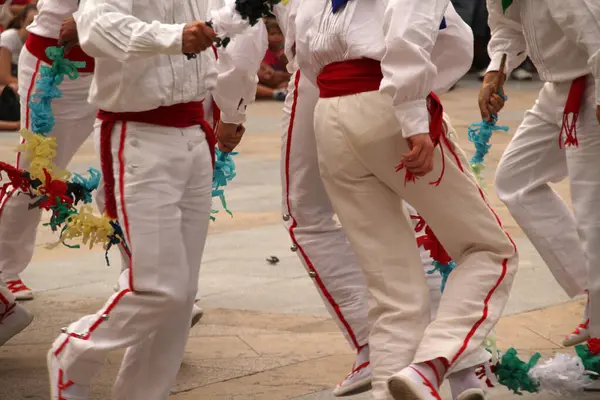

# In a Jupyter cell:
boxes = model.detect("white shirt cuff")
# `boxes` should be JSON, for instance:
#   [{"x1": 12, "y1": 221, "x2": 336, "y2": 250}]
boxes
[
  {"x1": 158, "y1": 23, "x2": 186, "y2": 55},
  {"x1": 486, "y1": 53, "x2": 505, "y2": 74},
  {"x1": 220, "y1": 110, "x2": 246, "y2": 125},
  {"x1": 395, "y1": 99, "x2": 429, "y2": 138}
]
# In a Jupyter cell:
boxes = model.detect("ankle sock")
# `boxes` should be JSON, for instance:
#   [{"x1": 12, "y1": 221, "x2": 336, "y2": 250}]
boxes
[
  {"x1": 448, "y1": 366, "x2": 481, "y2": 399},
  {"x1": 411, "y1": 358, "x2": 447, "y2": 390}
]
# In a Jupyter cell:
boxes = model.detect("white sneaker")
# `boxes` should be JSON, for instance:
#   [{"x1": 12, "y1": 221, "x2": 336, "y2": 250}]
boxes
[
  {"x1": 457, "y1": 388, "x2": 486, "y2": 400},
  {"x1": 0, "y1": 301, "x2": 33, "y2": 346},
  {"x1": 191, "y1": 304, "x2": 204, "y2": 328},
  {"x1": 388, "y1": 366, "x2": 442, "y2": 400},
  {"x1": 332, "y1": 361, "x2": 371, "y2": 396},
  {"x1": 5, "y1": 276, "x2": 34, "y2": 300},
  {"x1": 510, "y1": 68, "x2": 533, "y2": 81},
  {"x1": 563, "y1": 319, "x2": 590, "y2": 347},
  {"x1": 47, "y1": 349, "x2": 89, "y2": 400}
]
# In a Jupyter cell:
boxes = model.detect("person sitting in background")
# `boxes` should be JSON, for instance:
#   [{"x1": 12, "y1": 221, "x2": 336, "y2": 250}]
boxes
[
  {"x1": 451, "y1": 0, "x2": 533, "y2": 81},
  {"x1": 0, "y1": 3, "x2": 36, "y2": 129},
  {"x1": 0, "y1": 0, "x2": 36, "y2": 30},
  {"x1": 256, "y1": 18, "x2": 291, "y2": 101}
]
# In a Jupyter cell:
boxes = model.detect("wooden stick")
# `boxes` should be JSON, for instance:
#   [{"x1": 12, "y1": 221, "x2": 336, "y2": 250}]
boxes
[{"x1": 496, "y1": 53, "x2": 507, "y2": 88}]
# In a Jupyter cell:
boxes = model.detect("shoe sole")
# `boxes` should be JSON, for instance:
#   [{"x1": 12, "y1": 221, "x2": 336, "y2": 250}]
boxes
[
  {"x1": 14, "y1": 292, "x2": 34, "y2": 301},
  {"x1": 191, "y1": 310, "x2": 204, "y2": 328},
  {"x1": 388, "y1": 375, "x2": 427, "y2": 400},
  {"x1": 0, "y1": 311, "x2": 34, "y2": 347},
  {"x1": 562, "y1": 335, "x2": 589, "y2": 347},
  {"x1": 457, "y1": 388, "x2": 486, "y2": 400},
  {"x1": 332, "y1": 377, "x2": 372, "y2": 397},
  {"x1": 47, "y1": 349, "x2": 57, "y2": 399}
]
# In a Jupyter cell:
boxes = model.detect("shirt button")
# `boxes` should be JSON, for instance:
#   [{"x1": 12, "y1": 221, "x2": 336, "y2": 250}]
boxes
[
  {"x1": 129, "y1": 138, "x2": 138, "y2": 147},
  {"x1": 188, "y1": 141, "x2": 194, "y2": 151}
]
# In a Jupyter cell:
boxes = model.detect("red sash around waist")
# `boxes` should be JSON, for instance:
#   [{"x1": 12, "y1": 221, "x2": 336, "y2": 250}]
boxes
[
  {"x1": 97, "y1": 102, "x2": 216, "y2": 219},
  {"x1": 316, "y1": 58, "x2": 456, "y2": 186},
  {"x1": 25, "y1": 32, "x2": 95, "y2": 73},
  {"x1": 317, "y1": 58, "x2": 383, "y2": 98}
]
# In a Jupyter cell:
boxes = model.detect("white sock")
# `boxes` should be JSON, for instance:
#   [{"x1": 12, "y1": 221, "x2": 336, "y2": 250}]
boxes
[
  {"x1": 411, "y1": 359, "x2": 446, "y2": 389},
  {"x1": 448, "y1": 366, "x2": 481, "y2": 400},
  {"x1": 356, "y1": 344, "x2": 370, "y2": 367}
]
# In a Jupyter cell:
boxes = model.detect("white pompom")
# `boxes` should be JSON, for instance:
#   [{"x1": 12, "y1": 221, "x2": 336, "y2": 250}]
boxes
[
  {"x1": 210, "y1": 0, "x2": 250, "y2": 38},
  {"x1": 528, "y1": 353, "x2": 594, "y2": 396}
]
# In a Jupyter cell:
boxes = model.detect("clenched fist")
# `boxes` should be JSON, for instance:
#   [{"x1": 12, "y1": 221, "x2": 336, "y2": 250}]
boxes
[
  {"x1": 58, "y1": 17, "x2": 78, "y2": 53},
  {"x1": 182, "y1": 22, "x2": 217, "y2": 55}
]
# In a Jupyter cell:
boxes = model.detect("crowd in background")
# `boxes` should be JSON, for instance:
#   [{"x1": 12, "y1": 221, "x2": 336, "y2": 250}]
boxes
[
  {"x1": 0, "y1": 0, "x2": 36, "y2": 130},
  {"x1": 452, "y1": 0, "x2": 535, "y2": 81}
]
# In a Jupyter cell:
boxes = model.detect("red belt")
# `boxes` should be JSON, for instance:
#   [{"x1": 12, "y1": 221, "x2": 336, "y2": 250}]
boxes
[
  {"x1": 97, "y1": 102, "x2": 216, "y2": 219},
  {"x1": 560, "y1": 76, "x2": 587, "y2": 148},
  {"x1": 25, "y1": 32, "x2": 95, "y2": 73},
  {"x1": 316, "y1": 58, "x2": 456, "y2": 186}
]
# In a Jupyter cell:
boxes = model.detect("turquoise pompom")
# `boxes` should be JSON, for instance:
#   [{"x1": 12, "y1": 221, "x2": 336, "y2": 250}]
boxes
[{"x1": 211, "y1": 149, "x2": 238, "y2": 217}]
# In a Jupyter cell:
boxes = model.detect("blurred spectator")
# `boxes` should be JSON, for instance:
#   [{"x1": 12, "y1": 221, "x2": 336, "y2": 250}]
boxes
[
  {"x1": 451, "y1": 0, "x2": 533, "y2": 81},
  {"x1": 0, "y1": 0, "x2": 36, "y2": 30},
  {"x1": 0, "y1": 3, "x2": 36, "y2": 129},
  {"x1": 256, "y1": 18, "x2": 291, "y2": 101}
]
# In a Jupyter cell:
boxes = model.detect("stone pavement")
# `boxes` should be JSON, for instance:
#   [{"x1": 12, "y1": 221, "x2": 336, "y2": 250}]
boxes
[{"x1": 0, "y1": 76, "x2": 594, "y2": 400}]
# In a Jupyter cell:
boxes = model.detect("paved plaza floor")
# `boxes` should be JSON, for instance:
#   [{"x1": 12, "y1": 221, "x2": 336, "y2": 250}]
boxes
[{"x1": 0, "y1": 76, "x2": 595, "y2": 399}]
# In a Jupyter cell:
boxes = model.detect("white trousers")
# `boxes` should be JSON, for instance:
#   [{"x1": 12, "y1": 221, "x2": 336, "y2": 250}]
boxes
[
  {"x1": 495, "y1": 78, "x2": 594, "y2": 327},
  {"x1": 51, "y1": 121, "x2": 213, "y2": 400},
  {"x1": 282, "y1": 72, "x2": 492, "y2": 372},
  {"x1": 0, "y1": 47, "x2": 97, "y2": 279},
  {"x1": 314, "y1": 90, "x2": 518, "y2": 400}
]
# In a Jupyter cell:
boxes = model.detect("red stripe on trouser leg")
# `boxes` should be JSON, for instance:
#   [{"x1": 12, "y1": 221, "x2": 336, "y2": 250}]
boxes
[
  {"x1": 283, "y1": 71, "x2": 361, "y2": 350},
  {"x1": 99, "y1": 121, "x2": 118, "y2": 219},
  {"x1": 53, "y1": 288, "x2": 133, "y2": 356},
  {"x1": 442, "y1": 139, "x2": 516, "y2": 367},
  {"x1": 116, "y1": 122, "x2": 134, "y2": 292}
]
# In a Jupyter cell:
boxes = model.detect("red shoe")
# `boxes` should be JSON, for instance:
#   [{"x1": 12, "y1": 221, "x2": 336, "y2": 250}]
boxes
[{"x1": 5, "y1": 276, "x2": 34, "y2": 301}]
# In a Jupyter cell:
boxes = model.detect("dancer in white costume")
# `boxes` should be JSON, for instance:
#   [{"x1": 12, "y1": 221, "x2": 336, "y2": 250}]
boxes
[
  {"x1": 485, "y1": 0, "x2": 592, "y2": 347},
  {"x1": 45, "y1": 0, "x2": 265, "y2": 398},
  {"x1": 535, "y1": 0, "x2": 600, "y2": 351},
  {"x1": 0, "y1": 0, "x2": 98, "y2": 301},
  {"x1": 269, "y1": 1, "x2": 493, "y2": 398},
  {"x1": 279, "y1": 0, "x2": 520, "y2": 399}
]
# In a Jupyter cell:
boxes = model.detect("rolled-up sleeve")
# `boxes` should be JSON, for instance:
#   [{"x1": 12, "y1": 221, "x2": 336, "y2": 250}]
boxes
[
  {"x1": 379, "y1": 0, "x2": 449, "y2": 138},
  {"x1": 486, "y1": 0, "x2": 527, "y2": 75},
  {"x1": 74, "y1": 0, "x2": 184, "y2": 62},
  {"x1": 212, "y1": 20, "x2": 268, "y2": 124}
]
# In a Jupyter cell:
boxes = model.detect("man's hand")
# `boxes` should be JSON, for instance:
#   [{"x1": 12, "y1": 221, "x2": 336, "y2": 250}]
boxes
[
  {"x1": 216, "y1": 121, "x2": 245, "y2": 152},
  {"x1": 402, "y1": 133, "x2": 434, "y2": 177},
  {"x1": 182, "y1": 22, "x2": 217, "y2": 55},
  {"x1": 478, "y1": 71, "x2": 506, "y2": 121},
  {"x1": 58, "y1": 17, "x2": 79, "y2": 54}
]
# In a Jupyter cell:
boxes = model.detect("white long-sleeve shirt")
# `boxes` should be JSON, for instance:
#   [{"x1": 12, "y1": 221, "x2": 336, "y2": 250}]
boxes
[
  {"x1": 74, "y1": 0, "x2": 265, "y2": 123},
  {"x1": 289, "y1": 0, "x2": 469, "y2": 138},
  {"x1": 273, "y1": 0, "x2": 471, "y2": 97},
  {"x1": 544, "y1": 0, "x2": 600, "y2": 105},
  {"x1": 486, "y1": 0, "x2": 590, "y2": 85},
  {"x1": 28, "y1": 0, "x2": 77, "y2": 40}
]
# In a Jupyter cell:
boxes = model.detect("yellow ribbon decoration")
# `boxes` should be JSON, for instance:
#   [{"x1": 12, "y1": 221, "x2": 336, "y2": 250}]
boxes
[
  {"x1": 56, "y1": 206, "x2": 115, "y2": 250},
  {"x1": 17, "y1": 129, "x2": 70, "y2": 182}
]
